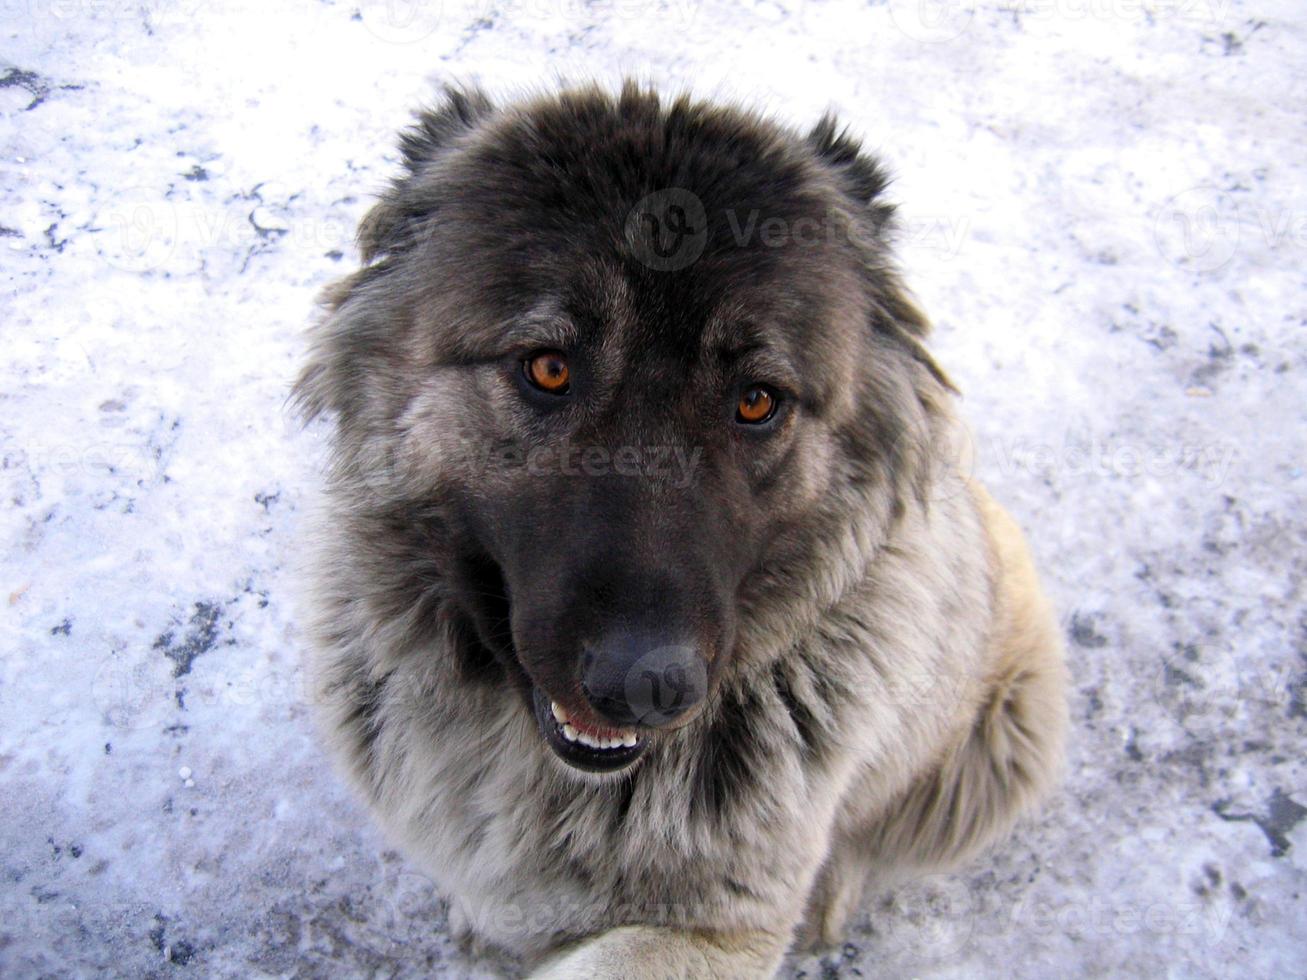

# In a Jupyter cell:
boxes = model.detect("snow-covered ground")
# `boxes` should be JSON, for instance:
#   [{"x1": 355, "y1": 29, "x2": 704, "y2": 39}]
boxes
[{"x1": 2, "y1": 0, "x2": 1304, "y2": 976}]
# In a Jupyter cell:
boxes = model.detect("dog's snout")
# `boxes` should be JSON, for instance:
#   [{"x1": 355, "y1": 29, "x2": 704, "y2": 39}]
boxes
[{"x1": 581, "y1": 629, "x2": 707, "y2": 728}]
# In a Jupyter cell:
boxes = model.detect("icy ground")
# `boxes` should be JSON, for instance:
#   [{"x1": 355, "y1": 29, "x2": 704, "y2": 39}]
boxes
[{"x1": 2, "y1": 0, "x2": 1305, "y2": 976}]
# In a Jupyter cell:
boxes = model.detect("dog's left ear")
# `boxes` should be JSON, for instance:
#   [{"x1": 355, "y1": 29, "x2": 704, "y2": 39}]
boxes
[
  {"x1": 807, "y1": 114, "x2": 895, "y2": 234},
  {"x1": 808, "y1": 114, "x2": 957, "y2": 394}
]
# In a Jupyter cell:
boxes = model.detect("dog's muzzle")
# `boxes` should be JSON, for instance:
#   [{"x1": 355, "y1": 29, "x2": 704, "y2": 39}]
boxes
[{"x1": 530, "y1": 630, "x2": 707, "y2": 774}]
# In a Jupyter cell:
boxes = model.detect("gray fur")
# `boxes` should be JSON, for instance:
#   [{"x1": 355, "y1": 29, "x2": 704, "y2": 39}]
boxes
[{"x1": 295, "y1": 81, "x2": 1067, "y2": 977}]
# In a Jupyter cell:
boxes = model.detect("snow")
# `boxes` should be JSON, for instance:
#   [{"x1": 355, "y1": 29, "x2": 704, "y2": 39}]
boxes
[{"x1": 2, "y1": 0, "x2": 1304, "y2": 976}]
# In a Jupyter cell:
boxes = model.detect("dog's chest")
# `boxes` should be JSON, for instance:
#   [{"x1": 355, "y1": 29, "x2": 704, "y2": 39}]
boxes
[{"x1": 416, "y1": 697, "x2": 833, "y2": 955}]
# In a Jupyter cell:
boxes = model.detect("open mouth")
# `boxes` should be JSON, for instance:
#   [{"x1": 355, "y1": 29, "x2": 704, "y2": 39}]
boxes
[
  {"x1": 531, "y1": 686, "x2": 648, "y2": 774},
  {"x1": 453, "y1": 552, "x2": 651, "y2": 774}
]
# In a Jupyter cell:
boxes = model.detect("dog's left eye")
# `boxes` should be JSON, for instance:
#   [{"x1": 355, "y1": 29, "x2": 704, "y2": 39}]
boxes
[
  {"x1": 736, "y1": 385, "x2": 779, "y2": 425},
  {"x1": 523, "y1": 351, "x2": 571, "y2": 394}
]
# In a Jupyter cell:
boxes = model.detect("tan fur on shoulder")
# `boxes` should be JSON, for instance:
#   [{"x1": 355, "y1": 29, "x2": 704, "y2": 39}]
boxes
[{"x1": 862, "y1": 484, "x2": 1066, "y2": 870}]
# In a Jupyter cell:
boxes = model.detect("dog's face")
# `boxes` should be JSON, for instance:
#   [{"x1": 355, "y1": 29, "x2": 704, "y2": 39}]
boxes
[{"x1": 299, "y1": 85, "x2": 946, "y2": 775}]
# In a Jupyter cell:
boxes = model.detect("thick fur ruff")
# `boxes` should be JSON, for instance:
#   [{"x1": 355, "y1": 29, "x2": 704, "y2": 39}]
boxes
[{"x1": 295, "y1": 81, "x2": 1068, "y2": 977}]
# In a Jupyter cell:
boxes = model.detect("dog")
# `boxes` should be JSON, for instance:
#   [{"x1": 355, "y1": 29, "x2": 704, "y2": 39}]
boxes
[{"x1": 294, "y1": 81, "x2": 1068, "y2": 978}]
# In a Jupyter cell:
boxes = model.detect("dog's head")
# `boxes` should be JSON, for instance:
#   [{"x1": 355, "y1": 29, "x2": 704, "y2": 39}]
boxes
[{"x1": 296, "y1": 83, "x2": 952, "y2": 775}]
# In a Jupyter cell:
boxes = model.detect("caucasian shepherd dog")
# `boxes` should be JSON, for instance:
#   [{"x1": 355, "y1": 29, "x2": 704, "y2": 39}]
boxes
[{"x1": 295, "y1": 82, "x2": 1068, "y2": 977}]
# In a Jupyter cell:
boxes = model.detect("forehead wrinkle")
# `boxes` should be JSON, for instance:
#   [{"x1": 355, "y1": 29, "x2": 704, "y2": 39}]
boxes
[
  {"x1": 702, "y1": 306, "x2": 801, "y2": 387},
  {"x1": 732, "y1": 348, "x2": 801, "y2": 392},
  {"x1": 591, "y1": 264, "x2": 636, "y2": 368},
  {"x1": 500, "y1": 302, "x2": 580, "y2": 353},
  {"x1": 571, "y1": 263, "x2": 636, "y2": 404}
]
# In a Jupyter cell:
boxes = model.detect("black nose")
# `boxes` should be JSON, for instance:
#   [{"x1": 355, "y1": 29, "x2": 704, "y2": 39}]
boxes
[{"x1": 581, "y1": 629, "x2": 706, "y2": 728}]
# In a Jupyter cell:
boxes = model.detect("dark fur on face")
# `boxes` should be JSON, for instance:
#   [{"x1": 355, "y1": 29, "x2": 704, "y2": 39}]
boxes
[
  {"x1": 295, "y1": 81, "x2": 1065, "y2": 974},
  {"x1": 296, "y1": 81, "x2": 953, "y2": 769}
]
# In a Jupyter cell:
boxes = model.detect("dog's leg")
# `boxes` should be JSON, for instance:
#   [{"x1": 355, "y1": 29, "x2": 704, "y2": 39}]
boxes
[
  {"x1": 529, "y1": 925, "x2": 791, "y2": 980},
  {"x1": 794, "y1": 837, "x2": 868, "y2": 949}
]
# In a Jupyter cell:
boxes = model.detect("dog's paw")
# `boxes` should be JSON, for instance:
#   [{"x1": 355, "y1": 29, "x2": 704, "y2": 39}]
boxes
[
  {"x1": 529, "y1": 936, "x2": 644, "y2": 980},
  {"x1": 529, "y1": 926, "x2": 708, "y2": 979},
  {"x1": 528, "y1": 925, "x2": 783, "y2": 980}
]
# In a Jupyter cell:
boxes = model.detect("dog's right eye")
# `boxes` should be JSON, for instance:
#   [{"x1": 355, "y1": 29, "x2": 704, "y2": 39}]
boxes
[{"x1": 523, "y1": 351, "x2": 571, "y2": 394}]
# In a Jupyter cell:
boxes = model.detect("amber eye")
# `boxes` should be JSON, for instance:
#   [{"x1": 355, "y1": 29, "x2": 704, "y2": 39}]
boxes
[
  {"x1": 524, "y1": 351, "x2": 570, "y2": 394},
  {"x1": 736, "y1": 385, "x2": 778, "y2": 424}
]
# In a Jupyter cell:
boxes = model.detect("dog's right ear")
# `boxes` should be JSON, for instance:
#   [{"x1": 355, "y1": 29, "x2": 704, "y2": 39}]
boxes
[
  {"x1": 357, "y1": 85, "x2": 495, "y2": 264},
  {"x1": 291, "y1": 87, "x2": 494, "y2": 424}
]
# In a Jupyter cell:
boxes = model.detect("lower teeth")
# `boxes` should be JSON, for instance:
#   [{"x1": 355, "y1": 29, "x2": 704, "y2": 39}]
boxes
[{"x1": 551, "y1": 700, "x2": 636, "y2": 751}]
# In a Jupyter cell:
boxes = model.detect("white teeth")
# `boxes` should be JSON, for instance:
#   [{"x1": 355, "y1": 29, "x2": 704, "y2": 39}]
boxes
[{"x1": 551, "y1": 701, "x2": 638, "y2": 751}]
